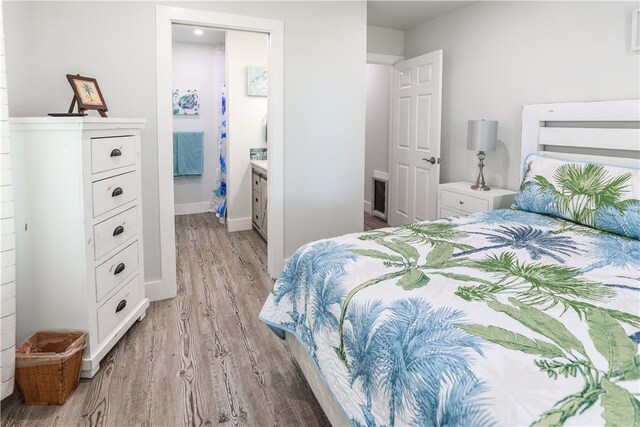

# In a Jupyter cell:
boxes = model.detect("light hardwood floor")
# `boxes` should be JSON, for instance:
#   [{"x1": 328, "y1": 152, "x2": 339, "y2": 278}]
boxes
[{"x1": 1, "y1": 213, "x2": 329, "y2": 427}]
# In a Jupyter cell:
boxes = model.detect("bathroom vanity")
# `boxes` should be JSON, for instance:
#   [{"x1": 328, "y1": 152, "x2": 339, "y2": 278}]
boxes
[{"x1": 250, "y1": 160, "x2": 267, "y2": 241}]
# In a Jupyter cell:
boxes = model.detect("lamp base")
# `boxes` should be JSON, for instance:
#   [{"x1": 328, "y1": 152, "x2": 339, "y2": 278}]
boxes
[
  {"x1": 470, "y1": 183, "x2": 491, "y2": 191},
  {"x1": 471, "y1": 150, "x2": 491, "y2": 191}
]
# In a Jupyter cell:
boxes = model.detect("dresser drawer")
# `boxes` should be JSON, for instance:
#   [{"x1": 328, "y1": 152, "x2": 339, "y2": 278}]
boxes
[
  {"x1": 93, "y1": 207, "x2": 138, "y2": 259},
  {"x1": 91, "y1": 136, "x2": 136, "y2": 174},
  {"x1": 92, "y1": 172, "x2": 137, "y2": 217},
  {"x1": 441, "y1": 189, "x2": 489, "y2": 213},
  {"x1": 97, "y1": 274, "x2": 140, "y2": 343},
  {"x1": 95, "y1": 241, "x2": 139, "y2": 302}
]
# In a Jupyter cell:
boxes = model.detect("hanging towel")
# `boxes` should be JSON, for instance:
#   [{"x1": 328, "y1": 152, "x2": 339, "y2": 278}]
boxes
[{"x1": 173, "y1": 131, "x2": 204, "y2": 177}]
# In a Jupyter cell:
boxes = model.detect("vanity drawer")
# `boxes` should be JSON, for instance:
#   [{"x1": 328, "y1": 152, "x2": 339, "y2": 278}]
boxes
[
  {"x1": 252, "y1": 199, "x2": 261, "y2": 225},
  {"x1": 95, "y1": 241, "x2": 139, "y2": 302},
  {"x1": 97, "y1": 275, "x2": 140, "y2": 343},
  {"x1": 91, "y1": 136, "x2": 136, "y2": 174},
  {"x1": 92, "y1": 172, "x2": 137, "y2": 217},
  {"x1": 441, "y1": 189, "x2": 489, "y2": 213},
  {"x1": 94, "y1": 207, "x2": 138, "y2": 260},
  {"x1": 252, "y1": 172, "x2": 260, "y2": 192}
]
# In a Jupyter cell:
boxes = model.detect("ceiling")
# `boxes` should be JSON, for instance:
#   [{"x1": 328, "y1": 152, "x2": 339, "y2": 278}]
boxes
[
  {"x1": 171, "y1": 3, "x2": 475, "y2": 42},
  {"x1": 172, "y1": 24, "x2": 226, "y2": 45},
  {"x1": 368, "y1": 1, "x2": 475, "y2": 30}
]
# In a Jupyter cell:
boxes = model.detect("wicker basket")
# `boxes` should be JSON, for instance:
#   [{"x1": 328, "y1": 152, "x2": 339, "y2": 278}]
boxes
[{"x1": 15, "y1": 331, "x2": 87, "y2": 405}]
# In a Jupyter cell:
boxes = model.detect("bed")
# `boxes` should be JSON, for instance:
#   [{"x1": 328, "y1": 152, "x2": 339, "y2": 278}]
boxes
[{"x1": 259, "y1": 100, "x2": 640, "y2": 426}]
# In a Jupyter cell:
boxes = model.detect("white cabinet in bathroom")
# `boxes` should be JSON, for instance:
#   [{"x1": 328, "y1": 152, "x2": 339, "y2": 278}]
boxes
[{"x1": 251, "y1": 163, "x2": 268, "y2": 241}]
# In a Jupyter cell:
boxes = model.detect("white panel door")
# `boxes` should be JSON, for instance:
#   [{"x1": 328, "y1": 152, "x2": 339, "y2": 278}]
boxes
[{"x1": 388, "y1": 50, "x2": 443, "y2": 226}]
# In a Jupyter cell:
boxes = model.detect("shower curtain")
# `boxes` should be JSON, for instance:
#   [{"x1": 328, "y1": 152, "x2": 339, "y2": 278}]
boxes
[{"x1": 211, "y1": 83, "x2": 227, "y2": 222}]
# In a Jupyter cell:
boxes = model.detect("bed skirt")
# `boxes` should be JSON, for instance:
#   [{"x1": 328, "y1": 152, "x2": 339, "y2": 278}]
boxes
[{"x1": 285, "y1": 332, "x2": 350, "y2": 426}]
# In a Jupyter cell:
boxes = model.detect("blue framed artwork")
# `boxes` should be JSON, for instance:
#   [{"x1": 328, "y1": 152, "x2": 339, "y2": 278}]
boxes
[{"x1": 173, "y1": 89, "x2": 199, "y2": 115}]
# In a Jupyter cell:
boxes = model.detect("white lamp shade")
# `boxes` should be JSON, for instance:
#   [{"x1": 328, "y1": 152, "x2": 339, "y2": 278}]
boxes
[{"x1": 467, "y1": 120, "x2": 498, "y2": 152}]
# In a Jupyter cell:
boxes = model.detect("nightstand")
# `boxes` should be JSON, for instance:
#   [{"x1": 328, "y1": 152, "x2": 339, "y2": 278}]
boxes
[{"x1": 438, "y1": 182, "x2": 516, "y2": 218}]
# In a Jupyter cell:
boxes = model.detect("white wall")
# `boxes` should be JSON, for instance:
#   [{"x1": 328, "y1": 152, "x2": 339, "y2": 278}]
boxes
[
  {"x1": 404, "y1": 1, "x2": 640, "y2": 190},
  {"x1": 0, "y1": 0, "x2": 15, "y2": 400},
  {"x1": 3, "y1": 1, "x2": 366, "y2": 281},
  {"x1": 226, "y1": 30, "x2": 268, "y2": 230},
  {"x1": 364, "y1": 63, "x2": 391, "y2": 212},
  {"x1": 172, "y1": 41, "x2": 224, "y2": 214},
  {"x1": 367, "y1": 25, "x2": 404, "y2": 56}
]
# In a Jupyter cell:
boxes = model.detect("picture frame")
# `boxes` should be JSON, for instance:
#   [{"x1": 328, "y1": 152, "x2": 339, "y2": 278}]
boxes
[
  {"x1": 172, "y1": 89, "x2": 200, "y2": 115},
  {"x1": 247, "y1": 66, "x2": 267, "y2": 97},
  {"x1": 66, "y1": 74, "x2": 108, "y2": 117},
  {"x1": 633, "y1": 9, "x2": 640, "y2": 52}
]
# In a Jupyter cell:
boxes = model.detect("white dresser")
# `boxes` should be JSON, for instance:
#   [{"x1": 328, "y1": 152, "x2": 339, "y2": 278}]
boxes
[{"x1": 10, "y1": 117, "x2": 149, "y2": 378}]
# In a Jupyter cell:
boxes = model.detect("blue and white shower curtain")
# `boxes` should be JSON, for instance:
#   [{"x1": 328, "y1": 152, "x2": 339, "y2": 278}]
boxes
[{"x1": 211, "y1": 83, "x2": 227, "y2": 222}]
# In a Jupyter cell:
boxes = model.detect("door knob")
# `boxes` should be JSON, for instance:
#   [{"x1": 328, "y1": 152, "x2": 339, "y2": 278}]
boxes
[{"x1": 422, "y1": 157, "x2": 437, "y2": 165}]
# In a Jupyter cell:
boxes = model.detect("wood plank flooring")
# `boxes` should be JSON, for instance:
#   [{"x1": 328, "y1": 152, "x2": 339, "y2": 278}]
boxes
[
  {"x1": 1, "y1": 213, "x2": 329, "y2": 427},
  {"x1": 363, "y1": 212, "x2": 388, "y2": 231}
]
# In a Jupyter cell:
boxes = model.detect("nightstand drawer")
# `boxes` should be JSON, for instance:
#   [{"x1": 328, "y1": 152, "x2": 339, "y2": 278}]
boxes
[
  {"x1": 441, "y1": 189, "x2": 489, "y2": 213},
  {"x1": 439, "y1": 207, "x2": 466, "y2": 218}
]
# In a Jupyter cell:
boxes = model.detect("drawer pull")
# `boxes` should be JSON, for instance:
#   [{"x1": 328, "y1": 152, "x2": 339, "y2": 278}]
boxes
[
  {"x1": 114, "y1": 263, "x2": 126, "y2": 275},
  {"x1": 113, "y1": 225, "x2": 125, "y2": 236},
  {"x1": 110, "y1": 148, "x2": 122, "y2": 157},
  {"x1": 459, "y1": 201, "x2": 464, "y2": 205},
  {"x1": 115, "y1": 299, "x2": 127, "y2": 313},
  {"x1": 112, "y1": 187, "x2": 123, "y2": 197},
  {"x1": 255, "y1": 197, "x2": 259, "y2": 202}
]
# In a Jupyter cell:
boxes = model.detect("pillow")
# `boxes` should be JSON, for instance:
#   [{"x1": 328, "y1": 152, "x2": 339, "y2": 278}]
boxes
[{"x1": 512, "y1": 154, "x2": 640, "y2": 239}]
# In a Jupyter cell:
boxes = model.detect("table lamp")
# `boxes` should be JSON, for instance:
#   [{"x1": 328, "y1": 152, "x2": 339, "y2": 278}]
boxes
[{"x1": 467, "y1": 119, "x2": 498, "y2": 191}]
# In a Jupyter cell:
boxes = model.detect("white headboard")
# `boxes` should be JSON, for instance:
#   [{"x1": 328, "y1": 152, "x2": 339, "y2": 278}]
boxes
[{"x1": 521, "y1": 100, "x2": 640, "y2": 168}]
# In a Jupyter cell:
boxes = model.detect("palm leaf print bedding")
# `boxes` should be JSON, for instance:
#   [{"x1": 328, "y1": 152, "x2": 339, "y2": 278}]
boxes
[{"x1": 259, "y1": 209, "x2": 640, "y2": 427}]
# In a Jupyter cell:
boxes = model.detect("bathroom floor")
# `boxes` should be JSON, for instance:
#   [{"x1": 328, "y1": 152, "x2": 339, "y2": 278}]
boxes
[{"x1": 364, "y1": 211, "x2": 388, "y2": 231}]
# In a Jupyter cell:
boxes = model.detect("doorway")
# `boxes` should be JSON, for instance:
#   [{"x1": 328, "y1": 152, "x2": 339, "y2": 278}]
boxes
[
  {"x1": 155, "y1": 6, "x2": 284, "y2": 301},
  {"x1": 171, "y1": 25, "x2": 226, "y2": 217}
]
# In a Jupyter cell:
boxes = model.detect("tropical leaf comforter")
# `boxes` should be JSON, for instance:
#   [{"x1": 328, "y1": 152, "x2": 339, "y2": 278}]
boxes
[{"x1": 258, "y1": 209, "x2": 640, "y2": 426}]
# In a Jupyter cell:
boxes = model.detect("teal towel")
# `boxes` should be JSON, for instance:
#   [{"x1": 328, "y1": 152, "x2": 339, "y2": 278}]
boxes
[{"x1": 173, "y1": 132, "x2": 204, "y2": 177}]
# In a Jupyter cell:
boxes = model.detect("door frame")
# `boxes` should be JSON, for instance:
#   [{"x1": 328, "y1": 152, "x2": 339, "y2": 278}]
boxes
[
  {"x1": 154, "y1": 5, "x2": 285, "y2": 300},
  {"x1": 364, "y1": 53, "x2": 403, "y2": 218}
]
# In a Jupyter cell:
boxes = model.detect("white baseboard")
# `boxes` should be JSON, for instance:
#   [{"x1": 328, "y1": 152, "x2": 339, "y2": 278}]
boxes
[
  {"x1": 364, "y1": 200, "x2": 372, "y2": 213},
  {"x1": 145, "y1": 279, "x2": 175, "y2": 301},
  {"x1": 174, "y1": 202, "x2": 210, "y2": 216},
  {"x1": 227, "y1": 217, "x2": 253, "y2": 232}
]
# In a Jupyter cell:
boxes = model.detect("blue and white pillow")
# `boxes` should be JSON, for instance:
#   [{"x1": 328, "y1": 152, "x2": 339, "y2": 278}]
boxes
[{"x1": 513, "y1": 154, "x2": 640, "y2": 239}]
